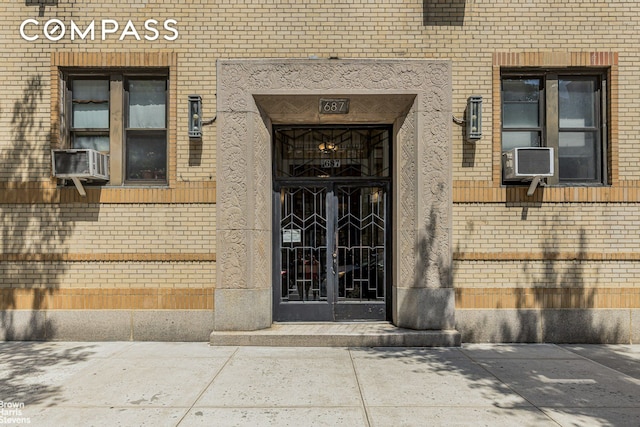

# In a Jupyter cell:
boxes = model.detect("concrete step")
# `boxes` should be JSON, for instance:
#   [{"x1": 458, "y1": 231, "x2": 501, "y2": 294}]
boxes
[{"x1": 210, "y1": 322, "x2": 461, "y2": 347}]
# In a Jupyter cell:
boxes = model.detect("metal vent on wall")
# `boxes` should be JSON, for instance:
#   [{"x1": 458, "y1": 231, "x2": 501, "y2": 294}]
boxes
[
  {"x1": 52, "y1": 149, "x2": 109, "y2": 196},
  {"x1": 52, "y1": 149, "x2": 109, "y2": 181},
  {"x1": 503, "y1": 147, "x2": 554, "y2": 181}
]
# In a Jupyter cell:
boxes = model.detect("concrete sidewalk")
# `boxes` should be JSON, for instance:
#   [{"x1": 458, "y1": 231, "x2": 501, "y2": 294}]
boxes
[{"x1": 0, "y1": 342, "x2": 638, "y2": 426}]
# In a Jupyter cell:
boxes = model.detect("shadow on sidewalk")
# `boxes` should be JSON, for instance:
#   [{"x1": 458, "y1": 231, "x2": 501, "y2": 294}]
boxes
[
  {"x1": 0, "y1": 342, "x2": 97, "y2": 406},
  {"x1": 352, "y1": 344, "x2": 640, "y2": 426}
]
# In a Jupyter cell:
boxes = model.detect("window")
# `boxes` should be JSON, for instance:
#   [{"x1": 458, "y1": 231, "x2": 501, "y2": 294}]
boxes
[
  {"x1": 70, "y1": 79, "x2": 110, "y2": 152},
  {"x1": 501, "y1": 71, "x2": 607, "y2": 185},
  {"x1": 65, "y1": 70, "x2": 168, "y2": 185},
  {"x1": 124, "y1": 79, "x2": 167, "y2": 181}
]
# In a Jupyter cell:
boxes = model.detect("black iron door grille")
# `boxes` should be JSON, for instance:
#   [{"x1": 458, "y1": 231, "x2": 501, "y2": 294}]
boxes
[{"x1": 273, "y1": 125, "x2": 391, "y2": 322}]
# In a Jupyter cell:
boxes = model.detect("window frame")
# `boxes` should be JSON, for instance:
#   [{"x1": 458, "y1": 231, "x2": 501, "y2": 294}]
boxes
[
  {"x1": 67, "y1": 77, "x2": 111, "y2": 153},
  {"x1": 123, "y1": 76, "x2": 168, "y2": 184},
  {"x1": 62, "y1": 68, "x2": 169, "y2": 186},
  {"x1": 500, "y1": 76, "x2": 545, "y2": 151},
  {"x1": 501, "y1": 68, "x2": 608, "y2": 187}
]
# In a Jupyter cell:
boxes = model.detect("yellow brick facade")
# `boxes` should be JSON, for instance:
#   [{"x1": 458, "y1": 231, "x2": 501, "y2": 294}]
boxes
[{"x1": 1, "y1": 1, "x2": 639, "y2": 341}]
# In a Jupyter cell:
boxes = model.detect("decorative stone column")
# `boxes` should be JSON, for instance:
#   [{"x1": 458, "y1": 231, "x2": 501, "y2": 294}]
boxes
[
  {"x1": 393, "y1": 66, "x2": 456, "y2": 329},
  {"x1": 215, "y1": 59, "x2": 455, "y2": 332}
]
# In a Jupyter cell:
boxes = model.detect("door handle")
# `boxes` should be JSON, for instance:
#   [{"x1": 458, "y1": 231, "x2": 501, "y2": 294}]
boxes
[{"x1": 332, "y1": 252, "x2": 337, "y2": 275}]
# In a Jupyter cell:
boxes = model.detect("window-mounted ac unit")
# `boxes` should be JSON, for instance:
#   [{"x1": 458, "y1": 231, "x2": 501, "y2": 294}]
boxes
[
  {"x1": 52, "y1": 149, "x2": 109, "y2": 181},
  {"x1": 503, "y1": 147, "x2": 554, "y2": 180}
]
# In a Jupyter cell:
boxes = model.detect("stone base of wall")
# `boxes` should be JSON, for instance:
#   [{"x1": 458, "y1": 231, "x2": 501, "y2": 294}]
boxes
[
  {"x1": 456, "y1": 309, "x2": 640, "y2": 344},
  {"x1": 0, "y1": 310, "x2": 213, "y2": 341},
  {"x1": 4, "y1": 308, "x2": 636, "y2": 344}
]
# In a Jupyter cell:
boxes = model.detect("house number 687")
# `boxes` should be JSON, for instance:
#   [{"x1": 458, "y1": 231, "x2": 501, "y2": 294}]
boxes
[{"x1": 319, "y1": 98, "x2": 349, "y2": 114}]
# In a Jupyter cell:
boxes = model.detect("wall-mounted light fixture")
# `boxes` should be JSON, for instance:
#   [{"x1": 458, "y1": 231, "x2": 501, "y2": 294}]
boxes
[
  {"x1": 465, "y1": 95, "x2": 482, "y2": 142},
  {"x1": 188, "y1": 95, "x2": 202, "y2": 138}
]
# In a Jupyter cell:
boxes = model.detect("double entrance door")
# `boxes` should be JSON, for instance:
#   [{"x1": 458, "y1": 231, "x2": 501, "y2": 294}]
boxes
[{"x1": 274, "y1": 182, "x2": 389, "y2": 321}]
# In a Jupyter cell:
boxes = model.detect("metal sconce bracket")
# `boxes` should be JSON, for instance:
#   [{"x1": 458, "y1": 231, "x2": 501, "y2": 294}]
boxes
[
  {"x1": 188, "y1": 95, "x2": 216, "y2": 138},
  {"x1": 188, "y1": 95, "x2": 203, "y2": 138},
  {"x1": 465, "y1": 95, "x2": 482, "y2": 142}
]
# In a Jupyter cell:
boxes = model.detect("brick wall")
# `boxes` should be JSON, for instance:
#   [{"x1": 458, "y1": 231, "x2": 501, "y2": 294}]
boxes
[{"x1": 1, "y1": 1, "x2": 639, "y2": 319}]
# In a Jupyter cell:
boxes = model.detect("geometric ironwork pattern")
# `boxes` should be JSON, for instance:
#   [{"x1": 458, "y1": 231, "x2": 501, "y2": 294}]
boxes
[
  {"x1": 336, "y1": 186, "x2": 386, "y2": 301},
  {"x1": 276, "y1": 124, "x2": 391, "y2": 310},
  {"x1": 274, "y1": 126, "x2": 390, "y2": 178},
  {"x1": 280, "y1": 187, "x2": 328, "y2": 302},
  {"x1": 279, "y1": 184, "x2": 388, "y2": 308}
]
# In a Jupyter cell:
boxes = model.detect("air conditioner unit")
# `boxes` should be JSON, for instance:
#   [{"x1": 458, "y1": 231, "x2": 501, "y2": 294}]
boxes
[
  {"x1": 503, "y1": 147, "x2": 554, "y2": 180},
  {"x1": 52, "y1": 149, "x2": 109, "y2": 181}
]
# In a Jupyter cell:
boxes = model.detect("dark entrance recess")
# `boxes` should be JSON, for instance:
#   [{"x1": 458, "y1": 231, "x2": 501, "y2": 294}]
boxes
[{"x1": 272, "y1": 126, "x2": 392, "y2": 322}]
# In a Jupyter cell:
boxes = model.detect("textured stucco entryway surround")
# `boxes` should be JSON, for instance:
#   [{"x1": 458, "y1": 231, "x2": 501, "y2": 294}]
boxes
[{"x1": 215, "y1": 59, "x2": 455, "y2": 333}]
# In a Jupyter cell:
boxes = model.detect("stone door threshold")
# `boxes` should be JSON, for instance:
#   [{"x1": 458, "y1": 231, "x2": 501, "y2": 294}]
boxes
[{"x1": 210, "y1": 322, "x2": 461, "y2": 347}]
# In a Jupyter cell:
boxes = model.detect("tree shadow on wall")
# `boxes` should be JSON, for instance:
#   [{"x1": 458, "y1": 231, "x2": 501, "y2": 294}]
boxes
[
  {"x1": 400, "y1": 205, "x2": 454, "y2": 328},
  {"x1": 460, "y1": 202, "x2": 623, "y2": 344},
  {"x1": 414, "y1": 206, "x2": 451, "y2": 290},
  {"x1": 515, "y1": 220, "x2": 622, "y2": 344},
  {"x1": 0, "y1": 75, "x2": 74, "y2": 341}
]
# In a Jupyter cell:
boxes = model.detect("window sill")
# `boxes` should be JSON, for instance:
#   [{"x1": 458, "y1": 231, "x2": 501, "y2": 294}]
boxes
[
  {"x1": 454, "y1": 180, "x2": 635, "y2": 203},
  {"x1": 48, "y1": 182, "x2": 216, "y2": 204}
]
